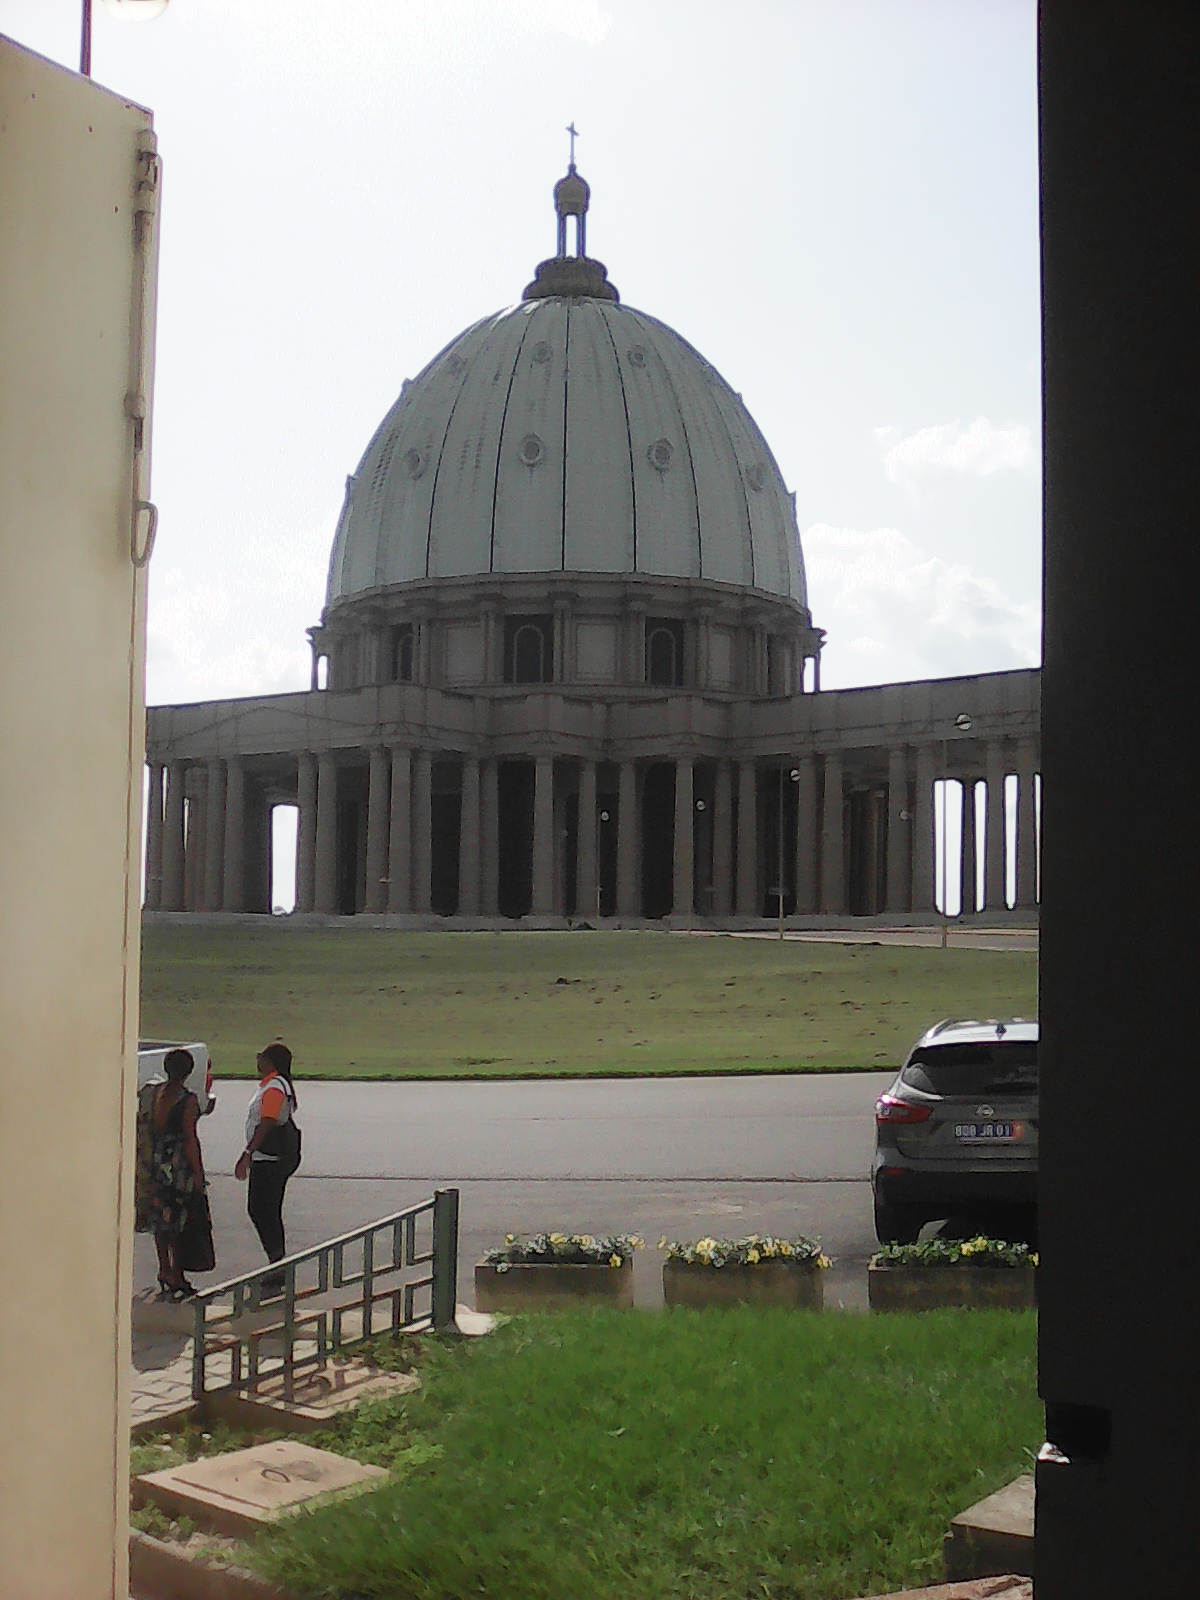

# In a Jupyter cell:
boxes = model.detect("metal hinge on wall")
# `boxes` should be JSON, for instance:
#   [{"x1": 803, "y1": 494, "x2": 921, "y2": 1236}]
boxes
[{"x1": 128, "y1": 128, "x2": 160, "y2": 567}]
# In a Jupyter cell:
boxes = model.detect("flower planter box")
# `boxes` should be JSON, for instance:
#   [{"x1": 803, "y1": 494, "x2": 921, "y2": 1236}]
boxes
[
  {"x1": 663, "y1": 1259, "x2": 823, "y2": 1310},
  {"x1": 474, "y1": 1258, "x2": 634, "y2": 1312},
  {"x1": 868, "y1": 1265, "x2": 1037, "y2": 1313}
]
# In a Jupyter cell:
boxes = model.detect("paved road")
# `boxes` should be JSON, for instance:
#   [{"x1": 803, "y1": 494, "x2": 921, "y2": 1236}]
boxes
[{"x1": 134, "y1": 1073, "x2": 893, "y2": 1312}]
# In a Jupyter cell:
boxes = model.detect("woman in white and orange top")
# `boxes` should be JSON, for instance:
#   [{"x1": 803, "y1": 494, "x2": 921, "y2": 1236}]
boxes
[{"x1": 235, "y1": 1042, "x2": 301, "y2": 1290}]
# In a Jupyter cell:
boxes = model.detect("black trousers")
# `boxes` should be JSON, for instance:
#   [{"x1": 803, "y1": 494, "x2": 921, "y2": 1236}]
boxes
[{"x1": 247, "y1": 1157, "x2": 295, "y2": 1264}]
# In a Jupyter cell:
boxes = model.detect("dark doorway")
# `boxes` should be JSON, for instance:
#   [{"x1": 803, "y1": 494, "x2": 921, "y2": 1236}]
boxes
[
  {"x1": 641, "y1": 762, "x2": 675, "y2": 918},
  {"x1": 497, "y1": 760, "x2": 534, "y2": 918},
  {"x1": 335, "y1": 792, "x2": 363, "y2": 915},
  {"x1": 596, "y1": 768, "x2": 619, "y2": 917},
  {"x1": 430, "y1": 794, "x2": 460, "y2": 915}
]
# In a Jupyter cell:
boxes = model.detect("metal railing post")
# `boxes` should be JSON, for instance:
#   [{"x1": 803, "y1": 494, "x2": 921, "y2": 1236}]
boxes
[{"x1": 431, "y1": 1187, "x2": 460, "y2": 1330}]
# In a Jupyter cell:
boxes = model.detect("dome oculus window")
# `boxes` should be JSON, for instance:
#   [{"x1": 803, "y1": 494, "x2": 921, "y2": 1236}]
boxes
[
  {"x1": 646, "y1": 619, "x2": 685, "y2": 687},
  {"x1": 519, "y1": 433, "x2": 545, "y2": 468},
  {"x1": 648, "y1": 438, "x2": 674, "y2": 471},
  {"x1": 404, "y1": 448, "x2": 425, "y2": 479},
  {"x1": 532, "y1": 341, "x2": 553, "y2": 364},
  {"x1": 745, "y1": 462, "x2": 766, "y2": 491},
  {"x1": 628, "y1": 344, "x2": 648, "y2": 367},
  {"x1": 504, "y1": 615, "x2": 554, "y2": 684}
]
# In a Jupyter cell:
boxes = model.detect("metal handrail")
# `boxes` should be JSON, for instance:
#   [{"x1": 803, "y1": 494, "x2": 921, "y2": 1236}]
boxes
[{"x1": 191, "y1": 1187, "x2": 459, "y2": 1403}]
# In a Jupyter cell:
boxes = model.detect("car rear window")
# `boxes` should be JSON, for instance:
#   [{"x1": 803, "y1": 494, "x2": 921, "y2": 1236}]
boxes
[{"x1": 901, "y1": 1040, "x2": 1039, "y2": 1096}]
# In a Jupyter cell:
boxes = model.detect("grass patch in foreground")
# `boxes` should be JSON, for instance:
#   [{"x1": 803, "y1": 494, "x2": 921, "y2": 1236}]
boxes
[
  {"x1": 141, "y1": 926, "x2": 1036, "y2": 1078},
  {"x1": 253, "y1": 1309, "x2": 1038, "y2": 1600}
]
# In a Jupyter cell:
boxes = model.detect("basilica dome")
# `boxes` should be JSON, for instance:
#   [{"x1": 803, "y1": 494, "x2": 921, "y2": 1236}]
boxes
[{"x1": 325, "y1": 171, "x2": 808, "y2": 613}]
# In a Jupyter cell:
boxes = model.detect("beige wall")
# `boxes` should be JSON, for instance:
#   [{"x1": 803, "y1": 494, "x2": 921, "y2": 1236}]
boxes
[{"x1": 0, "y1": 37, "x2": 155, "y2": 1600}]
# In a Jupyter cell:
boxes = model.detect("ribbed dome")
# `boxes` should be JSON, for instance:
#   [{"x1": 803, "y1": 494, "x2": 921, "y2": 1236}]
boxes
[{"x1": 326, "y1": 295, "x2": 807, "y2": 608}]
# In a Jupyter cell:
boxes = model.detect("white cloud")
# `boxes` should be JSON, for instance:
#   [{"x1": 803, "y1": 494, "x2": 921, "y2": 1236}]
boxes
[
  {"x1": 875, "y1": 417, "x2": 1035, "y2": 489},
  {"x1": 804, "y1": 522, "x2": 1040, "y2": 688},
  {"x1": 146, "y1": 552, "x2": 324, "y2": 706}
]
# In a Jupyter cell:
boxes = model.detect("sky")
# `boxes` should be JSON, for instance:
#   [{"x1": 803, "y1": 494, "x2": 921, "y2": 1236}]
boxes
[{"x1": 3, "y1": 0, "x2": 1041, "y2": 703}]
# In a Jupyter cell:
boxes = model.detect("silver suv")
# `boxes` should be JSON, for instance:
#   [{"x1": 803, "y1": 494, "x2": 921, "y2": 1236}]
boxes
[{"x1": 871, "y1": 1018, "x2": 1038, "y2": 1244}]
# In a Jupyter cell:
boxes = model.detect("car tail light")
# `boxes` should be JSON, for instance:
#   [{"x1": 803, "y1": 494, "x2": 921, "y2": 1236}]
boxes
[
  {"x1": 876, "y1": 1094, "x2": 932, "y2": 1125},
  {"x1": 205, "y1": 1064, "x2": 214, "y2": 1098}
]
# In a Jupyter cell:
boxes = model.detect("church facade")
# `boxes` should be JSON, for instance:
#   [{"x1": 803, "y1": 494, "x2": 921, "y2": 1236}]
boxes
[{"x1": 144, "y1": 167, "x2": 1040, "y2": 924}]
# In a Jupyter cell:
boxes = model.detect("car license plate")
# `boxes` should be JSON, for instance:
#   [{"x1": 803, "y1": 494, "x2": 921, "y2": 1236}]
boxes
[{"x1": 954, "y1": 1121, "x2": 1023, "y2": 1142}]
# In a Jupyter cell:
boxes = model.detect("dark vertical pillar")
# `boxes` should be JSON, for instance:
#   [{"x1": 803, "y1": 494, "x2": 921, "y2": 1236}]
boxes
[
  {"x1": 222, "y1": 757, "x2": 244, "y2": 912},
  {"x1": 712, "y1": 760, "x2": 733, "y2": 915},
  {"x1": 1037, "y1": 8, "x2": 1200, "y2": 1594},
  {"x1": 313, "y1": 754, "x2": 337, "y2": 915},
  {"x1": 144, "y1": 761, "x2": 164, "y2": 910},
  {"x1": 819, "y1": 753, "x2": 843, "y2": 915},
  {"x1": 364, "y1": 747, "x2": 390, "y2": 915},
  {"x1": 295, "y1": 752, "x2": 317, "y2": 913}
]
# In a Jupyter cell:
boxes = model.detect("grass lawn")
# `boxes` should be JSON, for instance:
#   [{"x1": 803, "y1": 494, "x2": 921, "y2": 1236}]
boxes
[
  {"x1": 249, "y1": 1309, "x2": 1039, "y2": 1600},
  {"x1": 140, "y1": 927, "x2": 1036, "y2": 1080}
]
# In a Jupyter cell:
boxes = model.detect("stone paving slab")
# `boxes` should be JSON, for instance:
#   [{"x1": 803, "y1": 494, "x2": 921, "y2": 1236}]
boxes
[
  {"x1": 944, "y1": 1475, "x2": 1034, "y2": 1581},
  {"x1": 136, "y1": 1440, "x2": 387, "y2": 1539},
  {"x1": 860, "y1": 1578, "x2": 1031, "y2": 1600}
]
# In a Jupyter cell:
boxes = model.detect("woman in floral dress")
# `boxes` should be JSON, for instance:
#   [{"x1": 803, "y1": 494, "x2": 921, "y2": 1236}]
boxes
[{"x1": 135, "y1": 1048, "x2": 207, "y2": 1299}]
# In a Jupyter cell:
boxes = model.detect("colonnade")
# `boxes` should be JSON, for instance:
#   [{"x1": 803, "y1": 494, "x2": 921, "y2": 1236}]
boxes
[{"x1": 145, "y1": 736, "x2": 1040, "y2": 920}]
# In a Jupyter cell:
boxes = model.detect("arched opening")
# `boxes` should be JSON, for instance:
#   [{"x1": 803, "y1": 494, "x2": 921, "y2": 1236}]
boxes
[
  {"x1": 497, "y1": 760, "x2": 535, "y2": 916},
  {"x1": 270, "y1": 804, "x2": 298, "y2": 913},
  {"x1": 316, "y1": 654, "x2": 329, "y2": 691},
  {"x1": 505, "y1": 616, "x2": 553, "y2": 684},
  {"x1": 646, "y1": 619, "x2": 684, "y2": 686}
]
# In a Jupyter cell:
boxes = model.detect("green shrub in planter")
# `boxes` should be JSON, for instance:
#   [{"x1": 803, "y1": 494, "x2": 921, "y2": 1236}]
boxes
[
  {"x1": 869, "y1": 1236, "x2": 1037, "y2": 1312},
  {"x1": 660, "y1": 1235, "x2": 831, "y2": 1310},
  {"x1": 475, "y1": 1233, "x2": 642, "y2": 1312}
]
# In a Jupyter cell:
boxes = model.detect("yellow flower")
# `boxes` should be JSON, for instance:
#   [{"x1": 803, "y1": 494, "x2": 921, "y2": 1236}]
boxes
[
  {"x1": 609, "y1": 1254, "x2": 622, "y2": 1268},
  {"x1": 579, "y1": 1235, "x2": 595, "y2": 1248},
  {"x1": 818, "y1": 1254, "x2": 833, "y2": 1269},
  {"x1": 1030, "y1": 1253, "x2": 1039, "y2": 1267},
  {"x1": 549, "y1": 1232, "x2": 568, "y2": 1246},
  {"x1": 780, "y1": 1242, "x2": 794, "y2": 1258},
  {"x1": 747, "y1": 1248, "x2": 760, "y2": 1264},
  {"x1": 504, "y1": 1233, "x2": 516, "y2": 1244},
  {"x1": 658, "y1": 1236, "x2": 669, "y2": 1251},
  {"x1": 630, "y1": 1236, "x2": 645, "y2": 1250}
]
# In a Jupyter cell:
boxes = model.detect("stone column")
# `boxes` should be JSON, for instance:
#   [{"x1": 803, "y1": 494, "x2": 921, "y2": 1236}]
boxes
[
  {"x1": 672, "y1": 757, "x2": 694, "y2": 916},
  {"x1": 364, "y1": 746, "x2": 390, "y2": 914},
  {"x1": 387, "y1": 749, "x2": 412, "y2": 913},
  {"x1": 576, "y1": 759, "x2": 598, "y2": 918},
  {"x1": 295, "y1": 753, "x2": 317, "y2": 913},
  {"x1": 161, "y1": 761, "x2": 186, "y2": 911},
  {"x1": 885, "y1": 747, "x2": 909, "y2": 914},
  {"x1": 144, "y1": 762, "x2": 165, "y2": 909},
  {"x1": 712, "y1": 760, "x2": 733, "y2": 915},
  {"x1": 459, "y1": 757, "x2": 482, "y2": 915},
  {"x1": 531, "y1": 755, "x2": 555, "y2": 914},
  {"x1": 1015, "y1": 740, "x2": 1039, "y2": 908},
  {"x1": 222, "y1": 757, "x2": 245, "y2": 912},
  {"x1": 793, "y1": 754, "x2": 818, "y2": 915},
  {"x1": 481, "y1": 759, "x2": 499, "y2": 915},
  {"x1": 413, "y1": 751, "x2": 433, "y2": 914},
  {"x1": 203, "y1": 759, "x2": 226, "y2": 913},
  {"x1": 984, "y1": 741, "x2": 1007, "y2": 911},
  {"x1": 616, "y1": 761, "x2": 640, "y2": 915},
  {"x1": 314, "y1": 753, "x2": 338, "y2": 915},
  {"x1": 820, "y1": 752, "x2": 845, "y2": 914},
  {"x1": 961, "y1": 778, "x2": 978, "y2": 915},
  {"x1": 736, "y1": 761, "x2": 757, "y2": 916},
  {"x1": 913, "y1": 745, "x2": 937, "y2": 912}
]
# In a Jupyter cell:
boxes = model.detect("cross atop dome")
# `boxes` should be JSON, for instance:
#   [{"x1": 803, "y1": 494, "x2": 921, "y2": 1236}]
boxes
[{"x1": 524, "y1": 138, "x2": 618, "y2": 302}]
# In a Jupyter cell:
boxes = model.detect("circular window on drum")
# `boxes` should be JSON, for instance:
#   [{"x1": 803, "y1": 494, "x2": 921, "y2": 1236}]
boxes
[
  {"x1": 648, "y1": 438, "x2": 674, "y2": 471},
  {"x1": 404, "y1": 448, "x2": 425, "y2": 479},
  {"x1": 519, "y1": 433, "x2": 545, "y2": 467},
  {"x1": 628, "y1": 344, "x2": 648, "y2": 367}
]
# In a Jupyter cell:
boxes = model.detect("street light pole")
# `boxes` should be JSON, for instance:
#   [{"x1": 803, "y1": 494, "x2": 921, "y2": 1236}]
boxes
[{"x1": 595, "y1": 809, "x2": 608, "y2": 919}]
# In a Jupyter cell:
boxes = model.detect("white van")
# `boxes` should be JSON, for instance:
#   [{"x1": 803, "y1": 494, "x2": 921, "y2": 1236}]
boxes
[{"x1": 136, "y1": 1041, "x2": 216, "y2": 1114}]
